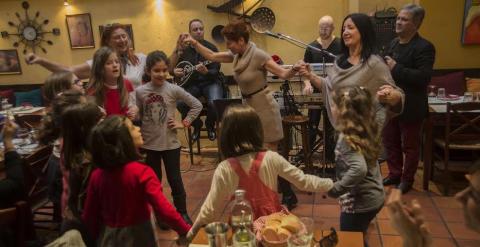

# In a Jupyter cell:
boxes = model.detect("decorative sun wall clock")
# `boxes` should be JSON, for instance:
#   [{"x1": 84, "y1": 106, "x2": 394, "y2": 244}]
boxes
[{"x1": 1, "y1": 1, "x2": 60, "y2": 54}]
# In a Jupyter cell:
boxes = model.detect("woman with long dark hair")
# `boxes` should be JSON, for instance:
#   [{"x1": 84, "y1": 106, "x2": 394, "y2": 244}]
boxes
[{"x1": 300, "y1": 13, "x2": 404, "y2": 130}]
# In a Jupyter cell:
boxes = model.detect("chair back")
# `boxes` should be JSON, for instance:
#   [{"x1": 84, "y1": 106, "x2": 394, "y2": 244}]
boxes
[
  {"x1": 445, "y1": 102, "x2": 480, "y2": 146},
  {"x1": 22, "y1": 145, "x2": 53, "y2": 209},
  {"x1": 14, "y1": 114, "x2": 43, "y2": 129},
  {"x1": 0, "y1": 201, "x2": 28, "y2": 247}
]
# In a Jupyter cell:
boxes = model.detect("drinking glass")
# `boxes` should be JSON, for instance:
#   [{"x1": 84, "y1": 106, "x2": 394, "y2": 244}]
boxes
[
  {"x1": 205, "y1": 222, "x2": 229, "y2": 247},
  {"x1": 475, "y1": 92, "x2": 480, "y2": 102},
  {"x1": 437, "y1": 88, "x2": 446, "y2": 99},
  {"x1": 230, "y1": 85, "x2": 241, "y2": 99},
  {"x1": 464, "y1": 92, "x2": 473, "y2": 102},
  {"x1": 428, "y1": 85, "x2": 436, "y2": 97},
  {"x1": 288, "y1": 217, "x2": 314, "y2": 247}
]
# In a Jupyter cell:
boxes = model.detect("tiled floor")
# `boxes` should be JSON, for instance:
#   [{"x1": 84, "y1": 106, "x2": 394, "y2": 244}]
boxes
[{"x1": 153, "y1": 148, "x2": 480, "y2": 247}]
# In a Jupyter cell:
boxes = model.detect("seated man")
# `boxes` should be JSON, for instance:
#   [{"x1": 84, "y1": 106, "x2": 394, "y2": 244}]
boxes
[{"x1": 170, "y1": 19, "x2": 224, "y2": 141}]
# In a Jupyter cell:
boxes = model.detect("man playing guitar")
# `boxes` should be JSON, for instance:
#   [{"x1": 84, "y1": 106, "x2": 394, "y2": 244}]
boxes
[{"x1": 169, "y1": 19, "x2": 224, "y2": 141}]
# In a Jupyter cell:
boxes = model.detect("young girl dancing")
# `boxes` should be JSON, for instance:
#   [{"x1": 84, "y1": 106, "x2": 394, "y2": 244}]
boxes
[
  {"x1": 327, "y1": 86, "x2": 385, "y2": 247},
  {"x1": 82, "y1": 116, "x2": 190, "y2": 246},
  {"x1": 135, "y1": 50, "x2": 202, "y2": 224},
  {"x1": 86, "y1": 46, "x2": 137, "y2": 118},
  {"x1": 187, "y1": 104, "x2": 333, "y2": 239}
]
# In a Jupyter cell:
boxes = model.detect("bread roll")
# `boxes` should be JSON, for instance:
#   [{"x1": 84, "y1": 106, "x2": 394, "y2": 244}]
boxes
[
  {"x1": 261, "y1": 226, "x2": 279, "y2": 242},
  {"x1": 276, "y1": 227, "x2": 292, "y2": 242},
  {"x1": 280, "y1": 214, "x2": 302, "y2": 234}
]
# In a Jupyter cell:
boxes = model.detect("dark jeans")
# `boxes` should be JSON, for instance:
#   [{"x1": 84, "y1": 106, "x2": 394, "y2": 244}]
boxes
[
  {"x1": 308, "y1": 107, "x2": 336, "y2": 163},
  {"x1": 177, "y1": 81, "x2": 224, "y2": 130},
  {"x1": 383, "y1": 117, "x2": 424, "y2": 183},
  {"x1": 340, "y1": 206, "x2": 382, "y2": 247},
  {"x1": 143, "y1": 148, "x2": 188, "y2": 213}
]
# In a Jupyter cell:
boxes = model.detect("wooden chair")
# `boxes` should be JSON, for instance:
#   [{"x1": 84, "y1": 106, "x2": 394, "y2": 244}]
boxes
[
  {"x1": 14, "y1": 114, "x2": 43, "y2": 129},
  {"x1": 0, "y1": 201, "x2": 29, "y2": 247},
  {"x1": 22, "y1": 145, "x2": 58, "y2": 230},
  {"x1": 433, "y1": 102, "x2": 480, "y2": 195}
]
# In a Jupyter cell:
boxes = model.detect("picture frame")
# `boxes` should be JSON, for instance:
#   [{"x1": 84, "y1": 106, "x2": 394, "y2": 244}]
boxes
[
  {"x1": 0, "y1": 49, "x2": 22, "y2": 75},
  {"x1": 66, "y1": 13, "x2": 95, "y2": 49},
  {"x1": 461, "y1": 0, "x2": 480, "y2": 45},
  {"x1": 99, "y1": 24, "x2": 135, "y2": 50}
]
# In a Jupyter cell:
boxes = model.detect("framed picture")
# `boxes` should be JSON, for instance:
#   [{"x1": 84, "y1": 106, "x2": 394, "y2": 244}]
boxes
[
  {"x1": 461, "y1": 0, "x2": 480, "y2": 45},
  {"x1": 99, "y1": 24, "x2": 135, "y2": 50},
  {"x1": 0, "y1": 50, "x2": 22, "y2": 75},
  {"x1": 66, "y1": 13, "x2": 95, "y2": 49}
]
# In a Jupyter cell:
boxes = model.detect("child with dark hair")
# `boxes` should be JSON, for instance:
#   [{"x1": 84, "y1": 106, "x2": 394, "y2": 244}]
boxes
[
  {"x1": 60, "y1": 102, "x2": 103, "y2": 245},
  {"x1": 86, "y1": 46, "x2": 137, "y2": 119},
  {"x1": 135, "y1": 50, "x2": 202, "y2": 225},
  {"x1": 187, "y1": 104, "x2": 333, "y2": 240},
  {"x1": 82, "y1": 116, "x2": 190, "y2": 246},
  {"x1": 42, "y1": 71, "x2": 84, "y2": 105},
  {"x1": 37, "y1": 89, "x2": 85, "y2": 223},
  {"x1": 328, "y1": 86, "x2": 385, "y2": 247}
]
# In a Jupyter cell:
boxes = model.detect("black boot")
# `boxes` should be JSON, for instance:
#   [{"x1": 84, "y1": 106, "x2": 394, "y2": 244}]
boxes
[{"x1": 173, "y1": 195, "x2": 193, "y2": 225}]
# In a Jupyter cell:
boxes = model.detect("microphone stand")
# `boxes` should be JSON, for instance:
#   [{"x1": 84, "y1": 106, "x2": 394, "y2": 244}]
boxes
[{"x1": 264, "y1": 31, "x2": 337, "y2": 59}]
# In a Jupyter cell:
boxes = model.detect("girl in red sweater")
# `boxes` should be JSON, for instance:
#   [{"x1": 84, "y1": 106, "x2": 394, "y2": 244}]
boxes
[
  {"x1": 86, "y1": 46, "x2": 137, "y2": 119},
  {"x1": 82, "y1": 115, "x2": 190, "y2": 246}
]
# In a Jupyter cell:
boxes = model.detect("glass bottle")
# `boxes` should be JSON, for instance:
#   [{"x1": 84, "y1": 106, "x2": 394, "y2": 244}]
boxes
[
  {"x1": 232, "y1": 212, "x2": 256, "y2": 247},
  {"x1": 230, "y1": 189, "x2": 253, "y2": 232}
]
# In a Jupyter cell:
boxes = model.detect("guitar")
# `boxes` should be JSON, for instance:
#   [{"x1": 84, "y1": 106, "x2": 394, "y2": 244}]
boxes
[{"x1": 175, "y1": 60, "x2": 213, "y2": 87}]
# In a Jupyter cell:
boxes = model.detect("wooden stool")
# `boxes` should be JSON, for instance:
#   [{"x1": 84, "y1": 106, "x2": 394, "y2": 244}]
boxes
[{"x1": 281, "y1": 115, "x2": 312, "y2": 173}]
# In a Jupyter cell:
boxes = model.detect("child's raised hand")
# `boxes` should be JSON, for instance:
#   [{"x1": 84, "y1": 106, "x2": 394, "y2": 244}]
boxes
[{"x1": 168, "y1": 117, "x2": 184, "y2": 129}]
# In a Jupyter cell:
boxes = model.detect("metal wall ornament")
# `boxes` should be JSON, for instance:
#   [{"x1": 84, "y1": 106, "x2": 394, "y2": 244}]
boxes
[{"x1": 1, "y1": 1, "x2": 60, "y2": 54}]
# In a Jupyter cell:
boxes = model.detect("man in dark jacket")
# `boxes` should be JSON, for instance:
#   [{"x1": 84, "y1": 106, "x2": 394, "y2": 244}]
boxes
[
  {"x1": 382, "y1": 4, "x2": 436, "y2": 194},
  {"x1": 170, "y1": 19, "x2": 224, "y2": 141}
]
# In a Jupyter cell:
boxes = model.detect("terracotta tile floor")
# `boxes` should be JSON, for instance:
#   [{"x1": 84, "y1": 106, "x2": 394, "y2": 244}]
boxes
[{"x1": 152, "y1": 148, "x2": 480, "y2": 247}]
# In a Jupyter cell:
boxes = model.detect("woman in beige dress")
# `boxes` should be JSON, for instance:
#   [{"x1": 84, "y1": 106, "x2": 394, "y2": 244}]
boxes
[
  {"x1": 182, "y1": 22, "x2": 299, "y2": 150},
  {"x1": 182, "y1": 22, "x2": 301, "y2": 209}
]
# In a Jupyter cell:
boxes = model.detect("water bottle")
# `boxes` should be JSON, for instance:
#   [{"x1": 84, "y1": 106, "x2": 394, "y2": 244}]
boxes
[{"x1": 230, "y1": 189, "x2": 253, "y2": 232}]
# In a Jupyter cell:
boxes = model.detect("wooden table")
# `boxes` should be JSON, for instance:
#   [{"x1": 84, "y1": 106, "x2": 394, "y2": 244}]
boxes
[{"x1": 192, "y1": 228, "x2": 363, "y2": 247}]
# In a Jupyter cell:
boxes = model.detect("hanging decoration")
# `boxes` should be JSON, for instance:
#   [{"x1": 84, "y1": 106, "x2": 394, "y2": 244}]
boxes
[{"x1": 1, "y1": 1, "x2": 60, "y2": 54}]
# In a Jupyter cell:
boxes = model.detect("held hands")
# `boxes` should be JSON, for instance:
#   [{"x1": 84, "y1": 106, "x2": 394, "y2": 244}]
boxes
[
  {"x1": 384, "y1": 56, "x2": 397, "y2": 71},
  {"x1": 176, "y1": 234, "x2": 190, "y2": 247},
  {"x1": 377, "y1": 84, "x2": 401, "y2": 106},
  {"x1": 296, "y1": 60, "x2": 312, "y2": 79},
  {"x1": 127, "y1": 105, "x2": 139, "y2": 121},
  {"x1": 168, "y1": 117, "x2": 184, "y2": 129},
  {"x1": 387, "y1": 189, "x2": 432, "y2": 247}
]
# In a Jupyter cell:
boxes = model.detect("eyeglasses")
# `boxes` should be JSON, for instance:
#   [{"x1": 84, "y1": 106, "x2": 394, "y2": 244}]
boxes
[{"x1": 314, "y1": 227, "x2": 338, "y2": 247}]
